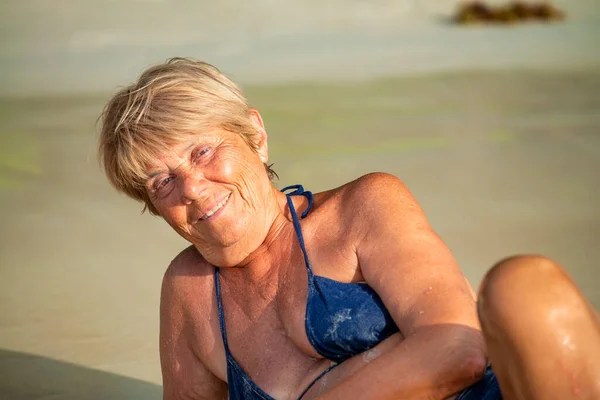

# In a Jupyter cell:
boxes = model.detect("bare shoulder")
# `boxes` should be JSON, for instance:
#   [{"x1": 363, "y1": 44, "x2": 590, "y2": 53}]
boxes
[
  {"x1": 341, "y1": 172, "x2": 418, "y2": 208},
  {"x1": 316, "y1": 172, "x2": 411, "y2": 204},
  {"x1": 160, "y1": 245, "x2": 217, "y2": 339},
  {"x1": 160, "y1": 245, "x2": 218, "y2": 343},
  {"x1": 165, "y1": 244, "x2": 212, "y2": 278},
  {"x1": 160, "y1": 246, "x2": 227, "y2": 398},
  {"x1": 321, "y1": 173, "x2": 425, "y2": 234},
  {"x1": 162, "y1": 245, "x2": 215, "y2": 304}
]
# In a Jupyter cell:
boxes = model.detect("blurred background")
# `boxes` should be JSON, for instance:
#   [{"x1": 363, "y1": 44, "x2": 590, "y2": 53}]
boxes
[{"x1": 1, "y1": 0, "x2": 599, "y2": 398}]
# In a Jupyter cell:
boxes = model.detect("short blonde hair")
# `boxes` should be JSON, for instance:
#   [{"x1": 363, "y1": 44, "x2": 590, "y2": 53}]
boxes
[{"x1": 98, "y1": 57, "x2": 274, "y2": 215}]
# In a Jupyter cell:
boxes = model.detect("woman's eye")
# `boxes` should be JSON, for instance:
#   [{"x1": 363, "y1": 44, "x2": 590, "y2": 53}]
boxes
[
  {"x1": 156, "y1": 177, "x2": 171, "y2": 191},
  {"x1": 193, "y1": 147, "x2": 210, "y2": 162}
]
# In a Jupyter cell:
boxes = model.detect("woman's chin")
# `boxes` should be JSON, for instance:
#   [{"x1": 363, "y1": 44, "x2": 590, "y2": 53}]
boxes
[{"x1": 198, "y1": 248, "x2": 250, "y2": 268}]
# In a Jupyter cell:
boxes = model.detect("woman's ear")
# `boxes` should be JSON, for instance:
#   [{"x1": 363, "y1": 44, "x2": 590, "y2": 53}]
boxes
[{"x1": 248, "y1": 108, "x2": 268, "y2": 163}]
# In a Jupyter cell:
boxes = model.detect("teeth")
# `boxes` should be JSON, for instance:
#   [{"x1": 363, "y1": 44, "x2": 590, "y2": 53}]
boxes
[{"x1": 200, "y1": 193, "x2": 230, "y2": 220}]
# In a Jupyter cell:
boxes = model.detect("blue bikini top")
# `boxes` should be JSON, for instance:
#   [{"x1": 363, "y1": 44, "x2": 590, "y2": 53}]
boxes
[
  {"x1": 215, "y1": 185, "x2": 399, "y2": 399},
  {"x1": 283, "y1": 185, "x2": 399, "y2": 363}
]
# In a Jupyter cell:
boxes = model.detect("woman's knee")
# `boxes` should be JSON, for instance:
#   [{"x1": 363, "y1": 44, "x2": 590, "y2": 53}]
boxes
[
  {"x1": 481, "y1": 254, "x2": 564, "y2": 292},
  {"x1": 478, "y1": 256, "x2": 600, "y2": 398},
  {"x1": 477, "y1": 255, "x2": 571, "y2": 325}
]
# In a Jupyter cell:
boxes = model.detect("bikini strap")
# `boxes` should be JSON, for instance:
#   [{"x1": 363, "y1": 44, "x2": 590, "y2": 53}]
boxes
[
  {"x1": 214, "y1": 268, "x2": 232, "y2": 355},
  {"x1": 297, "y1": 362, "x2": 340, "y2": 399},
  {"x1": 281, "y1": 185, "x2": 313, "y2": 219},
  {"x1": 281, "y1": 185, "x2": 314, "y2": 276}
]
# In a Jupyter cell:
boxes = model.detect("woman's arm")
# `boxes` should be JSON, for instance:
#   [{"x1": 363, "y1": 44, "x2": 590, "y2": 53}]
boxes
[
  {"x1": 318, "y1": 173, "x2": 487, "y2": 400},
  {"x1": 160, "y1": 253, "x2": 228, "y2": 400}
]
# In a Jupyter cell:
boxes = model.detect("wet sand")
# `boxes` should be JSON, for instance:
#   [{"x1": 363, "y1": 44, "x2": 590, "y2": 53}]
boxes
[{"x1": 1, "y1": 68, "x2": 599, "y2": 398}]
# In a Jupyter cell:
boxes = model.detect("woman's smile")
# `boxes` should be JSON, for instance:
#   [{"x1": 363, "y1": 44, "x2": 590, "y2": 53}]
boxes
[{"x1": 197, "y1": 192, "x2": 231, "y2": 222}]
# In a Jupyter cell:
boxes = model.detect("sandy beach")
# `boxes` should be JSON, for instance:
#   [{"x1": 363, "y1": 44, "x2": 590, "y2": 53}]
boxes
[{"x1": 1, "y1": 1, "x2": 599, "y2": 399}]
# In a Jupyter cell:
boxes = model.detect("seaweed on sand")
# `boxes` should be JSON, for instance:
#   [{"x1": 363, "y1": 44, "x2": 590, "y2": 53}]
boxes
[{"x1": 453, "y1": 1, "x2": 566, "y2": 25}]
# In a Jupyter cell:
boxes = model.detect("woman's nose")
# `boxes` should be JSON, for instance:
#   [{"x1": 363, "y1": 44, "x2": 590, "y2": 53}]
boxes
[{"x1": 180, "y1": 172, "x2": 206, "y2": 204}]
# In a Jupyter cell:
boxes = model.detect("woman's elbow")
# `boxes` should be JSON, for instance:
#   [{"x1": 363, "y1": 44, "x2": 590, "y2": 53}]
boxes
[
  {"x1": 459, "y1": 349, "x2": 488, "y2": 384},
  {"x1": 434, "y1": 349, "x2": 487, "y2": 400},
  {"x1": 441, "y1": 333, "x2": 488, "y2": 393}
]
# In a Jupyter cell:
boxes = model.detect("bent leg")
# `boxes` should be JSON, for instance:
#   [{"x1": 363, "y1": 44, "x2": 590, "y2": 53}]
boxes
[{"x1": 478, "y1": 255, "x2": 600, "y2": 399}]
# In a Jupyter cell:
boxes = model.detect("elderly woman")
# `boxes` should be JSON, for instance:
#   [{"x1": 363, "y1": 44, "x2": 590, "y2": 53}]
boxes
[{"x1": 98, "y1": 58, "x2": 600, "y2": 400}]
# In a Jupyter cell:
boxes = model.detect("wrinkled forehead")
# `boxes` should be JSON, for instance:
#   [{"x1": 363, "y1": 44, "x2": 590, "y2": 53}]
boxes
[
  {"x1": 135, "y1": 127, "x2": 231, "y2": 179},
  {"x1": 142, "y1": 138, "x2": 196, "y2": 173},
  {"x1": 124, "y1": 131, "x2": 195, "y2": 183}
]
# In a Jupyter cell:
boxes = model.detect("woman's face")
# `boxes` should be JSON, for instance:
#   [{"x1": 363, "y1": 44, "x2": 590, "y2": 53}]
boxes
[{"x1": 144, "y1": 111, "x2": 273, "y2": 265}]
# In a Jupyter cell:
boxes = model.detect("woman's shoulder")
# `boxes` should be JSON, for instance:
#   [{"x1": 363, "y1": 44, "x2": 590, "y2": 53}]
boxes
[
  {"x1": 164, "y1": 245, "x2": 213, "y2": 277},
  {"x1": 161, "y1": 245, "x2": 216, "y2": 308},
  {"x1": 159, "y1": 246, "x2": 226, "y2": 385},
  {"x1": 343, "y1": 172, "x2": 409, "y2": 196},
  {"x1": 311, "y1": 173, "x2": 419, "y2": 241},
  {"x1": 317, "y1": 172, "x2": 415, "y2": 216}
]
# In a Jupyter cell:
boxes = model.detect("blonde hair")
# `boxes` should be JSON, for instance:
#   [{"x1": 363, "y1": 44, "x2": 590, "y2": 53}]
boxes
[{"x1": 98, "y1": 57, "x2": 275, "y2": 215}]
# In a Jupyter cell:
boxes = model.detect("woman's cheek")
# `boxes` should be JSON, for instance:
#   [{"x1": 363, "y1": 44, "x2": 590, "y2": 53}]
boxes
[
  {"x1": 152, "y1": 193, "x2": 187, "y2": 230},
  {"x1": 220, "y1": 160, "x2": 235, "y2": 181},
  {"x1": 154, "y1": 192, "x2": 180, "y2": 217},
  {"x1": 210, "y1": 148, "x2": 237, "y2": 181},
  {"x1": 218, "y1": 151, "x2": 260, "y2": 186}
]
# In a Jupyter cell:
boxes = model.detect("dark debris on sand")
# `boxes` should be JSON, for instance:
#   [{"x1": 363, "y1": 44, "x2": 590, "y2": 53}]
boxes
[{"x1": 453, "y1": 2, "x2": 566, "y2": 25}]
